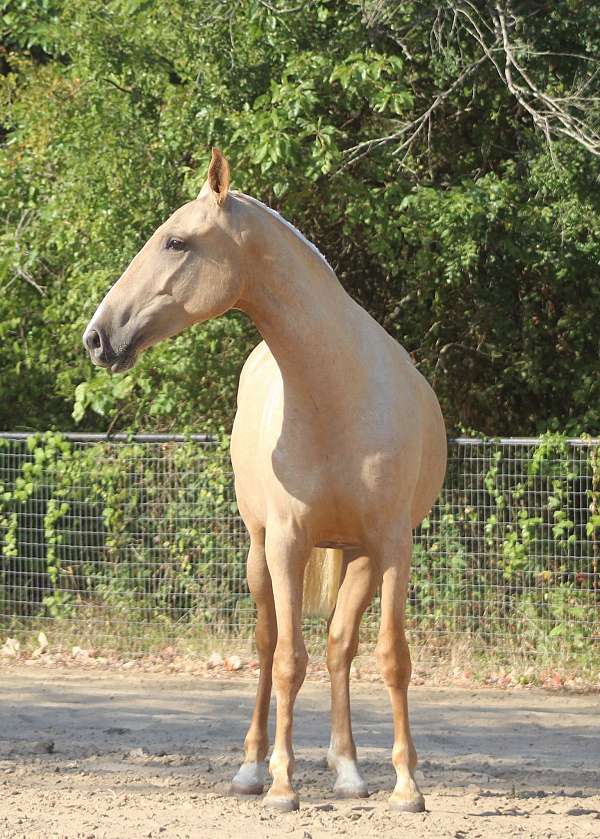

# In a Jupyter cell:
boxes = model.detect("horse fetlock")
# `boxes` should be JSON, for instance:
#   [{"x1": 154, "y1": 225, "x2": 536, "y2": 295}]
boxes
[
  {"x1": 265, "y1": 751, "x2": 298, "y2": 811},
  {"x1": 330, "y1": 755, "x2": 369, "y2": 799},
  {"x1": 269, "y1": 750, "x2": 294, "y2": 783},
  {"x1": 389, "y1": 768, "x2": 424, "y2": 812},
  {"x1": 243, "y1": 733, "x2": 269, "y2": 765},
  {"x1": 327, "y1": 739, "x2": 357, "y2": 768},
  {"x1": 392, "y1": 741, "x2": 417, "y2": 771}
]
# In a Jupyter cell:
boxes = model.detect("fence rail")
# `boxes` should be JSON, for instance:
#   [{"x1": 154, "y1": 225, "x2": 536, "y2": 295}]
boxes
[{"x1": 1, "y1": 432, "x2": 599, "y2": 670}]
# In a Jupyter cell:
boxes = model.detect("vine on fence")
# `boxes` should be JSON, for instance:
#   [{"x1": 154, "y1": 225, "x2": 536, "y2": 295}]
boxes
[
  {"x1": 410, "y1": 434, "x2": 599, "y2": 663},
  {"x1": 0, "y1": 433, "x2": 248, "y2": 637},
  {"x1": 1, "y1": 433, "x2": 599, "y2": 664}
]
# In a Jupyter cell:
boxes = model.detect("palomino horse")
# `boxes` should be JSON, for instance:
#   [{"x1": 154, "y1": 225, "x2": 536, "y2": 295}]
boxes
[{"x1": 83, "y1": 149, "x2": 447, "y2": 813}]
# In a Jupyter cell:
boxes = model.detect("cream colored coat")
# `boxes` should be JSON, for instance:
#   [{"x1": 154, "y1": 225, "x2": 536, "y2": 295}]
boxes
[{"x1": 84, "y1": 150, "x2": 447, "y2": 814}]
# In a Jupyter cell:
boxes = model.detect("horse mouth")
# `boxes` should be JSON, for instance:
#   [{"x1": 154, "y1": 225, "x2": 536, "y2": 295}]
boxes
[
  {"x1": 109, "y1": 346, "x2": 140, "y2": 373},
  {"x1": 109, "y1": 337, "x2": 143, "y2": 373}
]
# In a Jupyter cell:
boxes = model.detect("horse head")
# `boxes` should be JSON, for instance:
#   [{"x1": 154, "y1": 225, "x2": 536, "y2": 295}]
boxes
[{"x1": 83, "y1": 149, "x2": 244, "y2": 372}]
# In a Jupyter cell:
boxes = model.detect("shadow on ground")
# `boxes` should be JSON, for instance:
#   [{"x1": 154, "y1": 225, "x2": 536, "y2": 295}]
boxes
[{"x1": 2, "y1": 670, "x2": 599, "y2": 798}]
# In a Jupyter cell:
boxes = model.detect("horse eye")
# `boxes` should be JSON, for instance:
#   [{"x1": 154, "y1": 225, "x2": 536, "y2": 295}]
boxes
[{"x1": 166, "y1": 237, "x2": 186, "y2": 251}]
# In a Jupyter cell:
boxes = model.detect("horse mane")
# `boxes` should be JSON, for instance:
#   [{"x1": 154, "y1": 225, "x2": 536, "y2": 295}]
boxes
[{"x1": 235, "y1": 192, "x2": 333, "y2": 272}]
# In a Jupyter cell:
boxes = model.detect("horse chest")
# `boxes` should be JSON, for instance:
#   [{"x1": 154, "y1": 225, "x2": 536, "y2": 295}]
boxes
[
  {"x1": 233, "y1": 342, "x2": 419, "y2": 532},
  {"x1": 268, "y1": 432, "x2": 400, "y2": 510}
]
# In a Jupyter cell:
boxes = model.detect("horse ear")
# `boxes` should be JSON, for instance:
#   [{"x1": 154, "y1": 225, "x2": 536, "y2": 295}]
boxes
[{"x1": 199, "y1": 148, "x2": 230, "y2": 205}]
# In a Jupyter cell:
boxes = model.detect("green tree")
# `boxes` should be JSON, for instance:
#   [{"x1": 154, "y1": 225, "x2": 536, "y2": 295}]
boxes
[{"x1": 1, "y1": 1, "x2": 599, "y2": 435}]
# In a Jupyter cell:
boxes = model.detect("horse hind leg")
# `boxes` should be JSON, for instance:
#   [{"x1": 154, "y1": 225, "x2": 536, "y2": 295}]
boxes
[
  {"x1": 374, "y1": 525, "x2": 425, "y2": 813},
  {"x1": 231, "y1": 532, "x2": 276, "y2": 796},
  {"x1": 326, "y1": 549, "x2": 379, "y2": 798}
]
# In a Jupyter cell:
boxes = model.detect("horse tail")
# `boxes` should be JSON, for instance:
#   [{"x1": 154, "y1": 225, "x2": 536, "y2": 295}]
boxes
[{"x1": 302, "y1": 548, "x2": 344, "y2": 619}]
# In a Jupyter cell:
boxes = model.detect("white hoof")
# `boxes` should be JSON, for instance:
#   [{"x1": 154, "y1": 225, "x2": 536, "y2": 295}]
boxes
[
  {"x1": 230, "y1": 761, "x2": 267, "y2": 796},
  {"x1": 329, "y1": 753, "x2": 369, "y2": 799}
]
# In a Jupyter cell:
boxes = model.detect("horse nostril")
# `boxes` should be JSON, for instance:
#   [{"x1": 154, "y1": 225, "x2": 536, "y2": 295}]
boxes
[
  {"x1": 89, "y1": 329, "x2": 101, "y2": 351},
  {"x1": 84, "y1": 326, "x2": 107, "y2": 361},
  {"x1": 84, "y1": 323, "x2": 117, "y2": 368}
]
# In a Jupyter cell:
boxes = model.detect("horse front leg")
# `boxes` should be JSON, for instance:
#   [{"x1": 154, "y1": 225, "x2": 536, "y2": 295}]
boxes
[
  {"x1": 374, "y1": 525, "x2": 425, "y2": 813},
  {"x1": 231, "y1": 532, "x2": 276, "y2": 795},
  {"x1": 261, "y1": 525, "x2": 310, "y2": 811}
]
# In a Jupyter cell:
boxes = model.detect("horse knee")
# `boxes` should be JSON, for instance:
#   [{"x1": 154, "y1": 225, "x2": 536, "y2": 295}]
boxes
[
  {"x1": 327, "y1": 625, "x2": 357, "y2": 673},
  {"x1": 273, "y1": 643, "x2": 308, "y2": 691},
  {"x1": 247, "y1": 561, "x2": 271, "y2": 604},
  {"x1": 255, "y1": 618, "x2": 276, "y2": 658},
  {"x1": 375, "y1": 634, "x2": 411, "y2": 688}
]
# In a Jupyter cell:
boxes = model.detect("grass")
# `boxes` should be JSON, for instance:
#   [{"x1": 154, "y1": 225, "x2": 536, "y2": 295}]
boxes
[{"x1": 2, "y1": 611, "x2": 598, "y2": 690}]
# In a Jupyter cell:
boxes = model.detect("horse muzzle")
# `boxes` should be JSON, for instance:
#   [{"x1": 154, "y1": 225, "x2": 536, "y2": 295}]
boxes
[
  {"x1": 83, "y1": 323, "x2": 113, "y2": 366},
  {"x1": 83, "y1": 323, "x2": 138, "y2": 373}
]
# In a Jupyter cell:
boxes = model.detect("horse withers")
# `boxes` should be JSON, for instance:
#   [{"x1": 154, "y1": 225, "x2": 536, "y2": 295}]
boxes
[{"x1": 83, "y1": 149, "x2": 447, "y2": 813}]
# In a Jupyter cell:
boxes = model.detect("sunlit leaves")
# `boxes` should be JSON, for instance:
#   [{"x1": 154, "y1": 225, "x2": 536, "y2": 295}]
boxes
[{"x1": 1, "y1": 1, "x2": 599, "y2": 434}]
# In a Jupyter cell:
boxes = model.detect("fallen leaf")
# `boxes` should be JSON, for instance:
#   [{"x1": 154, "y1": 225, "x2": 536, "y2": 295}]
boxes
[
  {"x1": 224, "y1": 655, "x2": 243, "y2": 671},
  {"x1": 207, "y1": 652, "x2": 224, "y2": 669},
  {"x1": 1, "y1": 638, "x2": 20, "y2": 658}
]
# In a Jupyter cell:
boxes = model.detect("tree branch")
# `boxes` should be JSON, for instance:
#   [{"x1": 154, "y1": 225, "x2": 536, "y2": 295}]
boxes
[
  {"x1": 341, "y1": 1, "x2": 600, "y2": 169},
  {"x1": 341, "y1": 50, "x2": 490, "y2": 170}
]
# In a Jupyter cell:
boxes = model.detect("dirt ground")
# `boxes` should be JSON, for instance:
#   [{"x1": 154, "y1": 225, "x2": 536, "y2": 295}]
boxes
[{"x1": 0, "y1": 667, "x2": 598, "y2": 839}]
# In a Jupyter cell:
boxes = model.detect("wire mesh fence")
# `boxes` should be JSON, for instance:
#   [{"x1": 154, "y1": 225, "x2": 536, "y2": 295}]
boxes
[{"x1": 1, "y1": 432, "x2": 599, "y2": 669}]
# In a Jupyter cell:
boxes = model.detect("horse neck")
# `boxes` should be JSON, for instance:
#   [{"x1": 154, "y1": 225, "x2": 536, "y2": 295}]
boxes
[{"x1": 235, "y1": 196, "x2": 356, "y2": 394}]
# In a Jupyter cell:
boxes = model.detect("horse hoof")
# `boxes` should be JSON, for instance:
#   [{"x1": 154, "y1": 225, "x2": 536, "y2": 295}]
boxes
[
  {"x1": 230, "y1": 762, "x2": 266, "y2": 796},
  {"x1": 262, "y1": 792, "x2": 300, "y2": 812},
  {"x1": 230, "y1": 781, "x2": 264, "y2": 797},
  {"x1": 333, "y1": 784, "x2": 369, "y2": 799},
  {"x1": 389, "y1": 794, "x2": 426, "y2": 813}
]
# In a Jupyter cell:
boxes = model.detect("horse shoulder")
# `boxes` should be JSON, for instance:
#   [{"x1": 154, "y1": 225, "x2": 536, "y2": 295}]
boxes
[{"x1": 236, "y1": 341, "x2": 273, "y2": 403}]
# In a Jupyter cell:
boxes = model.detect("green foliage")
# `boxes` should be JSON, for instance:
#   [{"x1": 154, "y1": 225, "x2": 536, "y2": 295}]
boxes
[{"x1": 1, "y1": 1, "x2": 599, "y2": 434}]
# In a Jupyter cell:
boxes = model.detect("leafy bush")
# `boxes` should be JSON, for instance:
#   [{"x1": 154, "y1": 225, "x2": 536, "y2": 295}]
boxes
[
  {"x1": 1, "y1": 1, "x2": 599, "y2": 435},
  {"x1": 410, "y1": 433, "x2": 600, "y2": 667}
]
